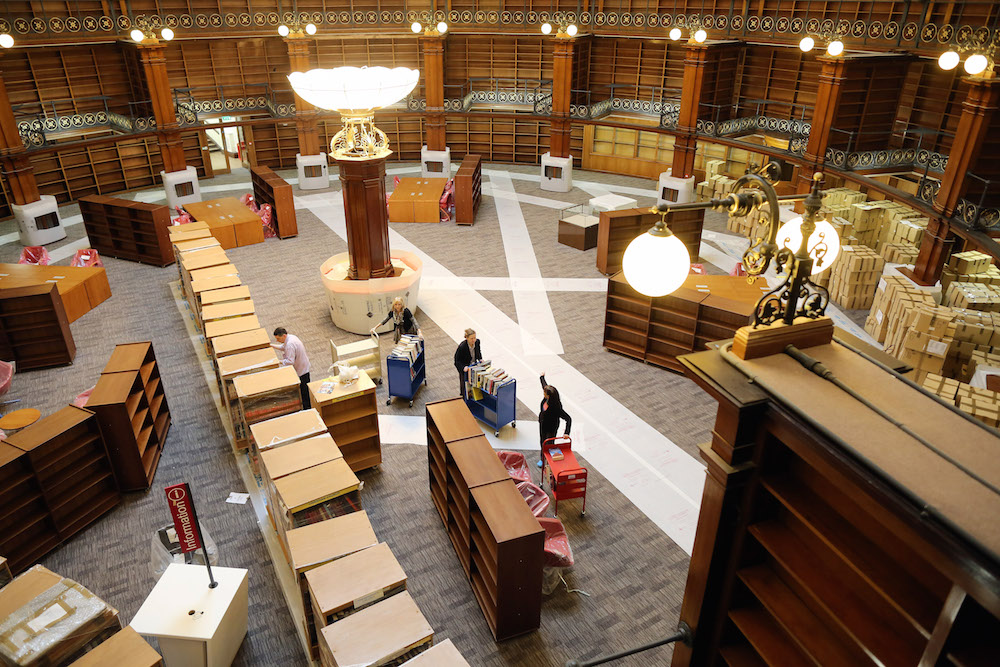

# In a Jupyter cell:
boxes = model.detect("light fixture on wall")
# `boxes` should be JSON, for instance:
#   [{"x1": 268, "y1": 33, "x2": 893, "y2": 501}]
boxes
[
  {"x1": 826, "y1": 39, "x2": 845, "y2": 56},
  {"x1": 130, "y1": 27, "x2": 174, "y2": 43},
  {"x1": 669, "y1": 28, "x2": 682, "y2": 41},
  {"x1": 797, "y1": 33, "x2": 846, "y2": 56},
  {"x1": 0, "y1": 33, "x2": 12, "y2": 49},
  {"x1": 668, "y1": 22, "x2": 708, "y2": 44},
  {"x1": 540, "y1": 22, "x2": 578, "y2": 37},
  {"x1": 623, "y1": 168, "x2": 836, "y2": 328},
  {"x1": 798, "y1": 36, "x2": 815, "y2": 52},
  {"x1": 287, "y1": 66, "x2": 419, "y2": 160},
  {"x1": 278, "y1": 21, "x2": 317, "y2": 37},
  {"x1": 936, "y1": 30, "x2": 995, "y2": 77},
  {"x1": 411, "y1": 21, "x2": 448, "y2": 35}
]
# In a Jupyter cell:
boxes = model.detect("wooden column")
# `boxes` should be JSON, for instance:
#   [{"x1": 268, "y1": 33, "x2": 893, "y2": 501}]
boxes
[
  {"x1": 904, "y1": 78, "x2": 998, "y2": 286},
  {"x1": 548, "y1": 37, "x2": 575, "y2": 159},
  {"x1": 286, "y1": 34, "x2": 321, "y2": 157},
  {"x1": 0, "y1": 71, "x2": 39, "y2": 205},
  {"x1": 137, "y1": 40, "x2": 186, "y2": 174},
  {"x1": 337, "y1": 157, "x2": 393, "y2": 280},
  {"x1": 799, "y1": 56, "x2": 848, "y2": 191},
  {"x1": 420, "y1": 34, "x2": 447, "y2": 152},
  {"x1": 671, "y1": 43, "x2": 710, "y2": 179}
]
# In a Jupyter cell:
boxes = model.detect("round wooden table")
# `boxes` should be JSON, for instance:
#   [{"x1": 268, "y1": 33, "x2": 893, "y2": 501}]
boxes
[{"x1": 0, "y1": 408, "x2": 41, "y2": 430}]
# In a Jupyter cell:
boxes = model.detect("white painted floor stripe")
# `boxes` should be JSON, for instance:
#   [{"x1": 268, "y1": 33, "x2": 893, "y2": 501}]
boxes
[
  {"x1": 489, "y1": 170, "x2": 565, "y2": 356},
  {"x1": 421, "y1": 276, "x2": 609, "y2": 292},
  {"x1": 480, "y1": 183, "x2": 572, "y2": 210}
]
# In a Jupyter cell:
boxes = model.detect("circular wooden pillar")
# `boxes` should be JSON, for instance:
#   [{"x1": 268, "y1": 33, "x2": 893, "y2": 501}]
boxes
[{"x1": 336, "y1": 156, "x2": 394, "y2": 280}]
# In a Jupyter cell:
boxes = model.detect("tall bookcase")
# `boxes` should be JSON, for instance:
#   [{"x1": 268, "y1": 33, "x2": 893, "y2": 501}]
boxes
[
  {"x1": 1, "y1": 405, "x2": 120, "y2": 574},
  {"x1": 308, "y1": 371, "x2": 382, "y2": 472},
  {"x1": 85, "y1": 342, "x2": 170, "y2": 491},
  {"x1": 0, "y1": 283, "x2": 75, "y2": 370},
  {"x1": 596, "y1": 208, "x2": 704, "y2": 276},
  {"x1": 426, "y1": 398, "x2": 484, "y2": 525},
  {"x1": 78, "y1": 195, "x2": 174, "y2": 266},
  {"x1": 250, "y1": 165, "x2": 297, "y2": 238},
  {"x1": 603, "y1": 273, "x2": 763, "y2": 374},
  {"x1": 454, "y1": 154, "x2": 482, "y2": 226}
]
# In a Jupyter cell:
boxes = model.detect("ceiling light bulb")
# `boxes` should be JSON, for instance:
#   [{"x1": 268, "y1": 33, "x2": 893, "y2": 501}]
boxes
[
  {"x1": 410, "y1": 22, "x2": 422, "y2": 34},
  {"x1": 776, "y1": 217, "x2": 842, "y2": 275},
  {"x1": 799, "y1": 36, "x2": 815, "y2": 52},
  {"x1": 827, "y1": 39, "x2": 844, "y2": 56},
  {"x1": 622, "y1": 229, "x2": 691, "y2": 297},
  {"x1": 566, "y1": 24, "x2": 578, "y2": 36},
  {"x1": 277, "y1": 24, "x2": 290, "y2": 37},
  {"x1": 541, "y1": 23, "x2": 553, "y2": 35},
  {"x1": 0, "y1": 34, "x2": 13, "y2": 49},
  {"x1": 160, "y1": 27, "x2": 174, "y2": 41},
  {"x1": 436, "y1": 22, "x2": 447, "y2": 34},
  {"x1": 305, "y1": 23, "x2": 317, "y2": 35},
  {"x1": 938, "y1": 50, "x2": 960, "y2": 70},
  {"x1": 130, "y1": 28, "x2": 145, "y2": 42},
  {"x1": 965, "y1": 53, "x2": 990, "y2": 75},
  {"x1": 694, "y1": 29, "x2": 707, "y2": 43},
  {"x1": 669, "y1": 28, "x2": 682, "y2": 41}
]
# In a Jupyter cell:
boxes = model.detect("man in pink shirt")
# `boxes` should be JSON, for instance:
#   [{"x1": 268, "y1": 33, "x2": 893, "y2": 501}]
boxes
[{"x1": 272, "y1": 327, "x2": 311, "y2": 409}]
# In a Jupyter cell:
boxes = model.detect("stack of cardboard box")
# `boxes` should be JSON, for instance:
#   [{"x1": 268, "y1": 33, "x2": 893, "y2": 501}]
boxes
[
  {"x1": 944, "y1": 282, "x2": 1000, "y2": 312},
  {"x1": 886, "y1": 305, "x2": 957, "y2": 383},
  {"x1": 964, "y1": 348, "x2": 1000, "y2": 382},
  {"x1": 880, "y1": 242, "x2": 920, "y2": 264},
  {"x1": 865, "y1": 276, "x2": 934, "y2": 343},
  {"x1": 884, "y1": 214, "x2": 928, "y2": 248},
  {"x1": 921, "y1": 372, "x2": 963, "y2": 403},
  {"x1": 829, "y1": 245, "x2": 885, "y2": 309},
  {"x1": 956, "y1": 384, "x2": 1000, "y2": 428},
  {"x1": 695, "y1": 159, "x2": 728, "y2": 201}
]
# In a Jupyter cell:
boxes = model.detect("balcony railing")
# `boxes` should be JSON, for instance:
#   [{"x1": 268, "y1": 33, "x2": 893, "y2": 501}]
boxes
[
  {"x1": 172, "y1": 83, "x2": 295, "y2": 124},
  {"x1": 13, "y1": 95, "x2": 134, "y2": 147},
  {"x1": 825, "y1": 127, "x2": 950, "y2": 174}
]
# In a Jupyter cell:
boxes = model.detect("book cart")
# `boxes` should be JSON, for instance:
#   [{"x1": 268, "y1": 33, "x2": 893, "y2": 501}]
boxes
[
  {"x1": 386, "y1": 335, "x2": 426, "y2": 407},
  {"x1": 463, "y1": 364, "x2": 516, "y2": 436}
]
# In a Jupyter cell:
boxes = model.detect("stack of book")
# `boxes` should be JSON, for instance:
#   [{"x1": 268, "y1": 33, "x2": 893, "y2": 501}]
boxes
[
  {"x1": 466, "y1": 360, "x2": 514, "y2": 399},
  {"x1": 389, "y1": 335, "x2": 423, "y2": 378}
]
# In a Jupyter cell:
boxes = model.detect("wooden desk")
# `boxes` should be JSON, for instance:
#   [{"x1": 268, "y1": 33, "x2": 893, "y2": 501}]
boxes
[
  {"x1": 184, "y1": 197, "x2": 264, "y2": 249},
  {"x1": 0, "y1": 263, "x2": 111, "y2": 323},
  {"x1": 306, "y1": 541, "x2": 407, "y2": 627},
  {"x1": 387, "y1": 178, "x2": 447, "y2": 223},
  {"x1": 319, "y1": 591, "x2": 433, "y2": 667}
]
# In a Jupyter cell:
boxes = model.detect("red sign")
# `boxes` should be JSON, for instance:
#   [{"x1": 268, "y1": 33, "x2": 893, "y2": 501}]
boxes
[{"x1": 165, "y1": 483, "x2": 203, "y2": 554}]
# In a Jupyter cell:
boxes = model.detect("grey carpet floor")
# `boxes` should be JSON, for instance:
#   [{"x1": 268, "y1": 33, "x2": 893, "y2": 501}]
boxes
[{"x1": 6, "y1": 163, "x2": 715, "y2": 665}]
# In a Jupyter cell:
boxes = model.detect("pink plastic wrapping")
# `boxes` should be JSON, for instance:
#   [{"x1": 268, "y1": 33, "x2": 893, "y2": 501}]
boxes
[
  {"x1": 239, "y1": 192, "x2": 254, "y2": 208},
  {"x1": 393, "y1": 175, "x2": 401, "y2": 187},
  {"x1": 0, "y1": 360, "x2": 13, "y2": 396},
  {"x1": 70, "y1": 249, "x2": 103, "y2": 268},
  {"x1": 516, "y1": 480, "x2": 550, "y2": 517},
  {"x1": 259, "y1": 203, "x2": 277, "y2": 239},
  {"x1": 730, "y1": 262, "x2": 748, "y2": 277},
  {"x1": 18, "y1": 246, "x2": 50, "y2": 265},
  {"x1": 498, "y1": 450, "x2": 531, "y2": 483},
  {"x1": 689, "y1": 263, "x2": 705, "y2": 274},
  {"x1": 171, "y1": 213, "x2": 194, "y2": 225},
  {"x1": 73, "y1": 386, "x2": 95, "y2": 408},
  {"x1": 538, "y1": 517, "x2": 574, "y2": 568}
]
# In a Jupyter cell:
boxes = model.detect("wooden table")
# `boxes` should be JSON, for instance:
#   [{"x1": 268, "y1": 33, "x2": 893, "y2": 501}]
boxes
[
  {"x1": 184, "y1": 197, "x2": 264, "y2": 249},
  {"x1": 387, "y1": 178, "x2": 447, "y2": 223},
  {"x1": 0, "y1": 263, "x2": 111, "y2": 323},
  {"x1": 0, "y1": 408, "x2": 41, "y2": 430}
]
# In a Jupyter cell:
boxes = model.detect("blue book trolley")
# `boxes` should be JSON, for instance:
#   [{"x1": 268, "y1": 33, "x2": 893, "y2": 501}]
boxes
[
  {"x1": 464, "y1": 379, "x2": 517, "y2": 436},
  {"x1": 386, "y1": 344, "x2": 426, "y2": 407}
]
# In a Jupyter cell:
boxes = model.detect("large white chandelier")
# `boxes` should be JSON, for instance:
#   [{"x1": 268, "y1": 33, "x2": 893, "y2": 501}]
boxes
[{"x1": 287, "y1": 66, "x2": 420, "y2": 160}]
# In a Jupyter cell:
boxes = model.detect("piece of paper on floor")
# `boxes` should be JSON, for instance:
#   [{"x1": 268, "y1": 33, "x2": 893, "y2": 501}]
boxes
[{"x1": 226, "y1": 492, "x2": 250, "y2": 505}]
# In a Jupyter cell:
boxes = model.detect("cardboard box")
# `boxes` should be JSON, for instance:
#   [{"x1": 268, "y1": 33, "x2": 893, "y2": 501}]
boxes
[{"x1": 949, "y1": 250, "x2": 992, "y2": 275}]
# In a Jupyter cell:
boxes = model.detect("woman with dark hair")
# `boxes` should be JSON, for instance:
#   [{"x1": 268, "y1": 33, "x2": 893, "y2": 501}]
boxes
[{"x1": 538, "y1": 373, "x2": 571, "y2": 468}]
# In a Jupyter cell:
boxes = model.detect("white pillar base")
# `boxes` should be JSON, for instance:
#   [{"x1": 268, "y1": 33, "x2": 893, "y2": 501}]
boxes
[
  {"x1": 540, "y1": 152, "x2": 573, "y2": 192},
  {"x1": 13, "y1": 195, "x2": 66, "y2": 246},
  {"x1": 161, "y1": 166, "x2": 202, "y2": 210},
  {"x1": 420, "y1": 146, "x2": 451, "y2": 178},
  {"x1": 296, "y1": 153, "x2": 330, "y2": 190},
  {"x1": 657, "y1": 171, "x2": 697, "y2": 207}
]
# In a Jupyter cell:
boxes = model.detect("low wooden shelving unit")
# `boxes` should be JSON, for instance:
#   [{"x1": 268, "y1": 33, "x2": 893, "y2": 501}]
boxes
[
  {"x1": 78, "y1": 195, "x2": 174, "y2": 266},
  {"x1": 308, "y1": 370, "x2": 382, "y2": 472},
  {"x1": 1, "y1": 405, "x2": 121, "y2": 574},
  {"x1": 250, "y1": 165, "x2": 297, "y2": 238},
  {"x1": 0, "y1": 283, "x2": 75, "y2": 370},
  {"x1": 596, "y1": 207, "x2": 704, "y2": 276},
  {"x1": 455, "y1": 154, "x2": 483, "y2": 226},
  {"x1": 85, "y1": 342, "x2": 171, "y2": 491}
]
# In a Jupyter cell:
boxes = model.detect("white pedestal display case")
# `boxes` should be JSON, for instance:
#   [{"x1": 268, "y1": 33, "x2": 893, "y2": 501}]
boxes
[
  {"x1": 12, "y1": 195, "x2": 66, "y2": 246},
  {"x1": 130, "y1": 563, "x2": 249, "y2": 667},
  {"x1": 162, "y1": 166, "x2": 202, "y2": 210},
  {"x1": 296, "y1": 153, "x2": 330, "y2": 190},
  {"x1": 420, "y1": 146, "x2": 451, "y2": 178},
  {"x1": 320, "y1": 249, "x2": 423, "y2": 335},
  {"x1": 540, "y1": 152, "x2": 573, "y2": 192},
  {"x1": 657, "y1": 171, "x2": 696, "y2": 207},
  {"x1": 589, "y1": 193, "x2": 638, "y2": 212}
]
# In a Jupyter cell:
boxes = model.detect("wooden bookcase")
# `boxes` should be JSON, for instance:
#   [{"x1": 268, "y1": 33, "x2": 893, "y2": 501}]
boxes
[
  {"x1": 217, "y1": 347, "x2": 280, "y2": 448},
  {"x1": 596, "y1": 208, "x2": 704, "y2": 276},
  {"x1": 603, "y1": 273, "x2": 764, "y2": 374},
  {"x1": 469, "y1": 480, "x2": 545, "y2": 641},
  {"x1": 675, "y1": 344, "x2": 1000, "y2": 666},
  {"x1": 307, "y1": 371, "x2": 382, "y2": 472},
  {"x1": 454, "y1": 154, "x2": 482, "y2": 226},
  {"x1": 425, "y1": 398, "x2": 485, "y2": 526},
  {"x1": 0, "y1": 283, "x2": 75, "y2": 370},
  {"x1": 234, "y1": 366, "x2": 302, "y2": 469},
  {"x1": 250, "y1": 165, "x2": 297, "y2": 238},
  {"x1": 1, "y1": 406, "x2": 120, "y2": 574},
  {"x1": 0, "y1": 264, "x2": 110, "y2": 325},
  {"x1": 78, "y1": 195, "x2": 173, "y2": 266},
  {"x1": 85, "y1": 342, "x2": 170, "y2": 491}
]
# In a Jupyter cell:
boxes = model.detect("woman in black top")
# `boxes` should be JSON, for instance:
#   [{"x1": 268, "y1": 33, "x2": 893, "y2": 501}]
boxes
[
  {"x1": 372, "y1": 297, "x2": 421, "y2": 344},
  {"x1": 538, "y1": 374, "x2": 571, "y2": 468},
  {"x1": 453, "y1": 328, "x2": 482, "y2": 398}
]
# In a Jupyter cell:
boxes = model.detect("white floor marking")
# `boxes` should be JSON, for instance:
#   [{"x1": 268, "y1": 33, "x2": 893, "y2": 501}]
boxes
[
  {"x1": 298, "y1": 188, "x2": 703, "y2": 554},
  {"x1": 421, "y1": 276, "x2": 609, "y2": 292},
  {"x1": 489, "y1": 170, "x2": 565, "y2": 356},
  {"x1": 47, "y1": 237, "x2": 92, "y2": 263},
  {"x1": 377, "y1": 415, "x2": 563, "y2": 452},
  {"x1": 480, "y1": 183, "x2": 573, "y2": 210}
]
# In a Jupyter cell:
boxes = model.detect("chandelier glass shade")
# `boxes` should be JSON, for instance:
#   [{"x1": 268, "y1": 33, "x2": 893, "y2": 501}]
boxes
[
  {"x1": 288, "y1": 67, "x2": 420, "y2": 159},
  {"x1": 776, "y1": 216, "x2": 841, "y2": 275}
]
